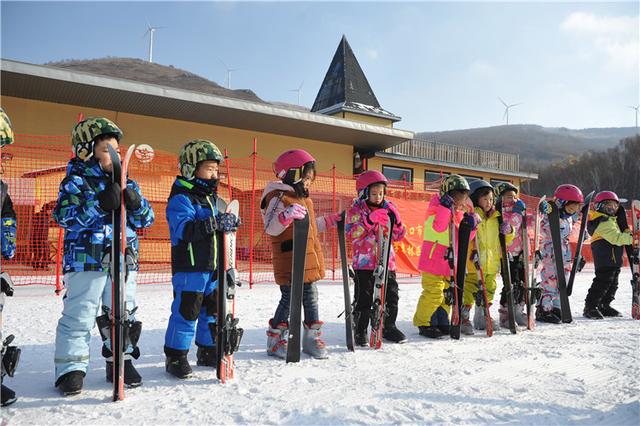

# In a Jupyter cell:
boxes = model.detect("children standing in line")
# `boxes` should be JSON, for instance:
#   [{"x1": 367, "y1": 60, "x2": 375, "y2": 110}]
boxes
[
  {"x1": 53, "y1": 118, "x2": 154, "y2": 395},
  {"x1": 261, "y1": 149, "x2": 340, "y2": 359},
  {"x1": 163, "y1": 139, "x2": 240, "y2": 379},
  {"x1": 461, "y1": 180, "x2": 513, "y2": 335},
  {"x1": 583, "y1": 191, "x2": 632, "y2": 319},
  {"x1": 536, "y1": 184, "x2": 584, "y2": 324},
  {"x1": 494, "y1": 182, "x2": 529, "y2": 327},
  {"x1": 0, "y1": 107, "x2": 18, "y2": 407},
  {"x1": 345, "y1": 171, "x2": 407, "y2": 346},
  {"x1": 413, "y1": 175, "x2": 479, "y2": 339}
]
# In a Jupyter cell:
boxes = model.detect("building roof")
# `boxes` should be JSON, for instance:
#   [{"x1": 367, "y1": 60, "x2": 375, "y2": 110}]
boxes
[
  {"x1": 1, "y1": 59, "x2": 413, "y2": 151},
  {"x1": 310, "y1": 36, "x2": 400, "y2": 122}
]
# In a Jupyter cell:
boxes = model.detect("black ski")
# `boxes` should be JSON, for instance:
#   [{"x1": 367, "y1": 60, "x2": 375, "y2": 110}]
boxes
[
  {"x1": 215, "y1": 198, "x2": 243, "y2": 383},
  {"x1": 547, "y1": 201, "x2": 572, "y2": 323},
  {"x1": 567, "y1": 191, "x2": 594, "y2": 296},
  {"x1": 106, "y1": 144, "x2": 134, "y2": 401},
  {"x1": 498, "y1": 200, "x2": 517, "y2": 333},
  {"x1": 369, "y1": 212, "x2": 395, "y2": 349},
  {"x1": 286, "y1": 213, "x2": 310, "y2": 363},
  {"x1": 337, "y1": 211, "x2": 355, "y2": 351},
  {"x1": 451, "y1": 217, "x2": 472, "y2": 339}
]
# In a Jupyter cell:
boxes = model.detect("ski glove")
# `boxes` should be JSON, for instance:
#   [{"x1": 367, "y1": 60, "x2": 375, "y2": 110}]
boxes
[
  {"x1": 278, "y1": 204, "x2": 307, "y2": 227},
  {"x1": 97, "y1": 182, "x2": 121, "y2": 212},
  {"x1": 499, "y1": 221, "x2": 512, "y2": 235},
  {"x1": 323, "y1": 212, "x2": 342, "y2": 229},
  {"x1": 123, "y1": 187, "x2": 142, "y2": 211},
  {"x1": 538, "y1": 200, "x2": 551, "y2": 214},
  {"x1": 385, "y1": 202, "x2": 402, "y2": 225},
  {"x1": 369, "y1": 208, "x2": 389, "y2": 225},
  {"x1": 440, "y1": 194, "x2": 454, "y2": 209},
  {"x1": 462, "y1": 212, "x2": 480, "y2": 230},
  {"x1": 512, "y1": 199, "x2": 526, "y2": 215},
  {"x1": 216, "y1": 212, "x2": 241, "y2": 232}
]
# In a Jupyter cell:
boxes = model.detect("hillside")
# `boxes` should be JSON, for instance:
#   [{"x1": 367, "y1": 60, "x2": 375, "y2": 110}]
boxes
[
  {"x1": 417, "y1": 125, "x2": 638, "y2": 165},
  {"x1": 45, "y1": 57, "x2": 265, "y2": 103}
]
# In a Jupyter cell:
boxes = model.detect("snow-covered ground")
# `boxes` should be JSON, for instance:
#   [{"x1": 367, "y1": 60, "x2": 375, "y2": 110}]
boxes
[{"x1": 2, "y1": 268, "x2": 639, "y2": 425}]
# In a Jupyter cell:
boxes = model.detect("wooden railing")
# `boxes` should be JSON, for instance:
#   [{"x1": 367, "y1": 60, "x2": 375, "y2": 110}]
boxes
[{"x1": 386, "y1": 138, "x2": 520, "y2": 173}]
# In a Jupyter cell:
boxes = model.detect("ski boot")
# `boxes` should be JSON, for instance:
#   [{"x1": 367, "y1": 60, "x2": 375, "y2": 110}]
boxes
[
  {"x1": 514, "y1": 302, "x2": 528, "y2": 327},
  {"x1": 196, "y1": 346, "x2": 217, "y2": 367},
  {"x1": 267, "y1": 319, "x2": 288, "y2": 359},
  {"x1": 499, "y1": 305, "x2": 509, "y2": 328},
  {"x1": 598, "y1": 304, "x2": 622, "y2": 317},
  {"x1": 536, "y1": 306, "x2": 561, "y2": 324},
  {"x1": 302, "y1": 321, "x2": 329, "y2": 359},
  {"x1": 106, "y1": 359, "x2": 142, "y2": 388},
  {"x1": 382, "y1": 324, "x2": 408, "y2": 343},
  {"x1": 1, "y1": 384, "x2": 16, "y2": 407},
  {"x1": 461, "y1": 305, "x2": 474, "y2": 335},
  {"x1": 55, "y1": 370, "x2": 85, "y2": 396},
  {"x1": 583, "y1": 305, "x2": 604, "y2": 320},
  {"x1": 354, "y1": 328, "x2": 369, "y2": 347},
  {"x1": 418, "y1": 325, "x2": 443, "y2": 339},
  {"x1": 165, "y1": 347, "x2": 192, "y2": 379}
]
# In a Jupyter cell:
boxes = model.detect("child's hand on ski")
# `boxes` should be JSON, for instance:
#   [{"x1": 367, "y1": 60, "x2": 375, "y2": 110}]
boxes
[
  {"x1": 97, "y1": 182, "x2": 121, "y2": 212},
  {"x1": 462, "y1": 212, "x2": 480, "y2": 230},
  {"x1": 369, "y1": 208, "x2": 389, "y2": 225},
  {"x1": 385, "y1": 202, "x2": 401, "y2": 225},
  {"x1": 216, "y1": 212, "x2": 241, "y2": 232},
  {"x1": 499, "y1": 221, "x2": 512, "y2": 235},
  {"x1": 123, "y1": 188, "x2": 142, "y2": 211},
  {"x1": 538, "y1": 200, "x2": 551, "y2": 214},
  {"x1": 278, "y1": 204, "x2": 307, "y2": 226},
  {"x1": 439, "y1": 194, "x2": 454, "y2": 209},
  {"x1": 323, "y1": 212, "x2": 342, "y2": 228},
  {"x1": 512, "y1": 199, "x2": 526, "y2": 215}
]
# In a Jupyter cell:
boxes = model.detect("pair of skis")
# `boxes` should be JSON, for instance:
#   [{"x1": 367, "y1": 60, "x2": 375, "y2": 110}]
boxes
[
  {"x1": 214, "y1": 198, "x2": 243, "y2": 382},
  {"x1": 106, "y1": 144, "x2": 135, "y2": 401},
  {"x1": 448, "y1": 207, "x2": 473, "y2": 340},
  {"x1": 545, "y1": 191, "x2": 594, "y2": 323},
  {"x1": 619, "y1": 200, "x2": 640, "y2": 319}
]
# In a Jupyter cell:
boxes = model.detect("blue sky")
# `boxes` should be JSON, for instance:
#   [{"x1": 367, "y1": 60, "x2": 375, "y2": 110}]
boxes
[{"x1": 2, "y1": 1, "x2": 638, "y2": 131}]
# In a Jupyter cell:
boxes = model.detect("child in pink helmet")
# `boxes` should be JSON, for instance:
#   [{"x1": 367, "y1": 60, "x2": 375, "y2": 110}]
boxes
[
  {"x1": 261, "y1": 149, "x2": 340, "y2": 360},
  {"x1": 536, "y1": 184, "x2": 584, "y2": 323},
  {"x1": 345, "y1": 170, "x2": 407, "y2": 346}
]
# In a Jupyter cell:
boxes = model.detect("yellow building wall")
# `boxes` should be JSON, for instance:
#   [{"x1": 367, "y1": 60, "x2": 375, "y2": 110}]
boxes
[
  {"x1": 331, "y1": 111, "x2": 393, "y2": 128},
  {"x1": 2, "y1": 96, "x2": 353, "y2": 175},
  {"x1": 367, "y1": 156, "x2": 523, "y2": 190}
]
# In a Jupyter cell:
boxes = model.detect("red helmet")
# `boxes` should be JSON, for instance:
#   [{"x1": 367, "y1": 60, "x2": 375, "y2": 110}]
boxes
[
  {"x1": 356, "y1": 170, "x2": 388, "y2": 193},
  {"x1": 553, "y1": 184, "x2": 584, "y2": 203},
  {"x1": 273, "y1": 149, "x2": 316, "y2": 183},
  {"x1": 593, "y1": 191, "x2": 619, "y2": 204}
]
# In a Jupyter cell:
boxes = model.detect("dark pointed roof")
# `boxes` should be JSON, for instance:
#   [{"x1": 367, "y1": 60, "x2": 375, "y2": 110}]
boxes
[{"x1": 311, "y1": 36, "x2": 400, "y2": 122}]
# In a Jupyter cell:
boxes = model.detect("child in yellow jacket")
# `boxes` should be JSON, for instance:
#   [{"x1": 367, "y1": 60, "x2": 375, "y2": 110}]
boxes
[
  {"x1": 461, "y1": 180, "x2": 514, "y2": 335},
  {"x1": 413, "y1": 175, "x2": 479, "y2": 339}
]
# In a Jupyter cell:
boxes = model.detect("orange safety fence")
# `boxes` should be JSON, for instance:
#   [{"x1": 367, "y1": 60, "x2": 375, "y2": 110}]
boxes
[{"x1": 7, "y1": 134, "x2": 626, "y2": 290}]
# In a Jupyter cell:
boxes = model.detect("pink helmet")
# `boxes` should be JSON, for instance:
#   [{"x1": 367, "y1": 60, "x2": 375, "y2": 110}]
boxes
[
  {"x1": 273, "y1": 149, "x2": 316, "y2": 182},
  {"x1": 553, "y1": 184, "x2": 584, "y2": 203},
  {"x1": 356, "y1": 170, "x2": 388, "y2": 192},
  {"x1": 593, "y1": 191, "x2": 619, "y2": 204}
]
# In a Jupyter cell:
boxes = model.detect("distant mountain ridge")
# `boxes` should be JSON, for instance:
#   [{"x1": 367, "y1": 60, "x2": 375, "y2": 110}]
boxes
[
  {"x1": 46, "y1": 57, "x2": 265, "y2": 103},
  {"x1": 417, "y1": 125, "x2": 637, "y2": 165}
]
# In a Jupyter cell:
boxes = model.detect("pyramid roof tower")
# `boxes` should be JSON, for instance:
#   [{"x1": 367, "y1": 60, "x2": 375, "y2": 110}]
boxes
[{"x1": 311, "y1": 36, "x2": 400, "y2": 123}]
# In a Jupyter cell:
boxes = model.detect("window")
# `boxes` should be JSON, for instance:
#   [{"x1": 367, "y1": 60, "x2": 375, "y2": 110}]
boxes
[
  {"x1": 382, "y1": 165, "x2": 413, "y2": 184},
  {"x1": 461, "y1": 174, "x2": 482, "y2": 184},
  {"x1": 425, "y1": 170, "x2": 449, "y2": 182}
]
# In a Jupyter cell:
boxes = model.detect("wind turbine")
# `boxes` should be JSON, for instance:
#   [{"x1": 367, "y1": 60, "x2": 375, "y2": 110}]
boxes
[
  {"x1": 289, "y1": 81, "x2": 304, "y2": 105},
  {"x1": 219, "y1": 58, "x2": 238, "y2": 89},
  {"x1": 143, "y1": 21, "x2": 165, "y2": 63},
  {"x1": 499, "y1": 97, "x2": 522, "y2": 125},
  {"x1": 629, "y1": 104, "x2": 640, "y2": 135}
]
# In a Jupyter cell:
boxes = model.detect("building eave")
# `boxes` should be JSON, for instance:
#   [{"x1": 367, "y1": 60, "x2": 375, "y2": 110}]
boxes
[{"x1": 1, "y1": 58, "x2": 413, "y2": 151}]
